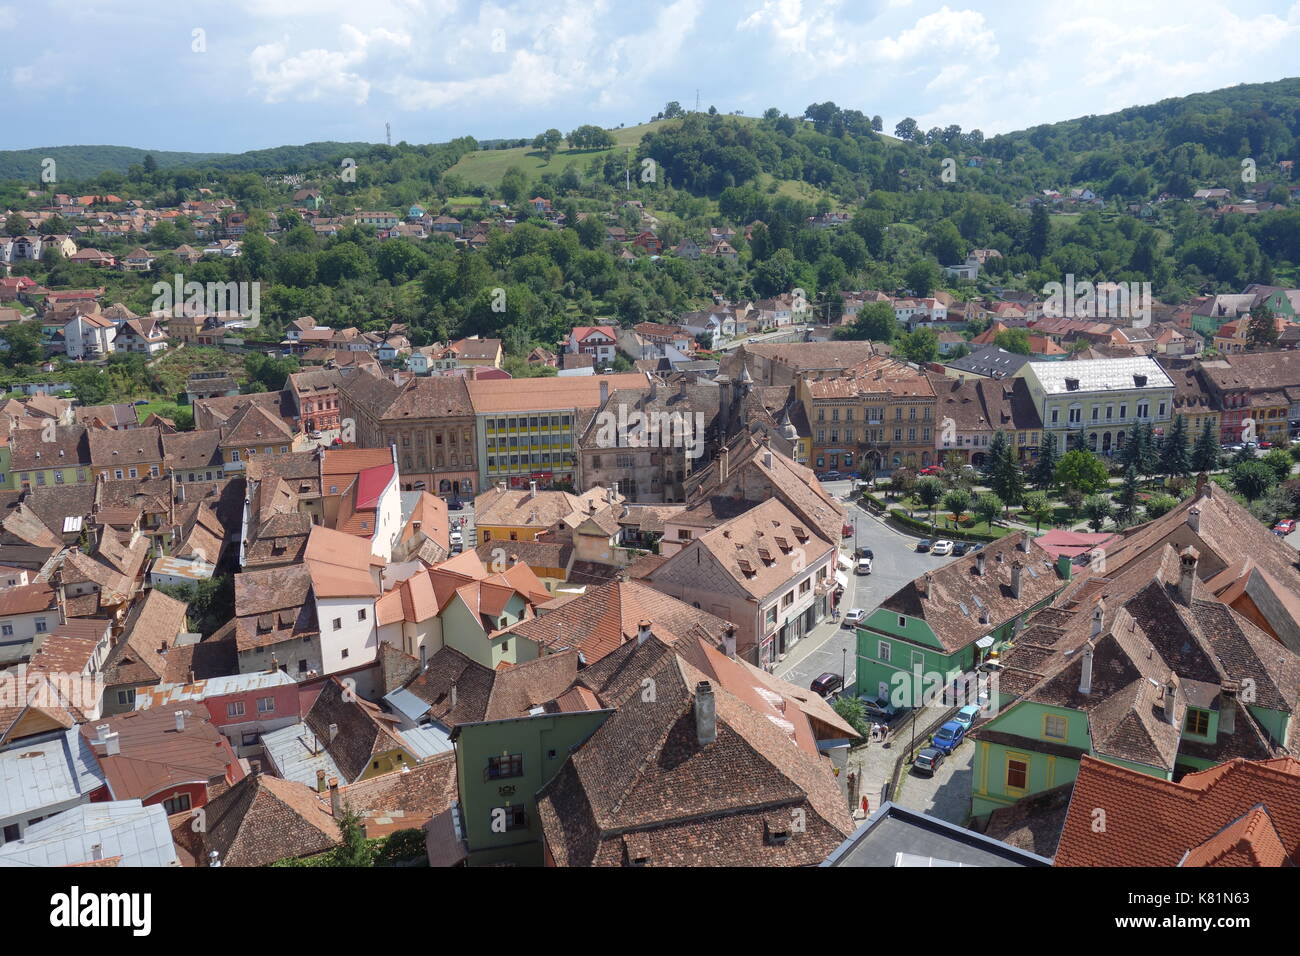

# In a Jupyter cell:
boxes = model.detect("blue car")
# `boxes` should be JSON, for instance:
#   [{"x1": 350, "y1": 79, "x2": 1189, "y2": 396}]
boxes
[{"x1": 931, "y1": 720, "x2": 967, "y2": 754}]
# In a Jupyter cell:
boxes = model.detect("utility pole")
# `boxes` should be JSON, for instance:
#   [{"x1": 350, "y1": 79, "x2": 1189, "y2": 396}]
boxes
[
  {"x1": 625, "y1": 147, "x2": 631, "y2": 191},
  {"x1": 385, "y1": 122, "x2": 392, "y2": 146}
]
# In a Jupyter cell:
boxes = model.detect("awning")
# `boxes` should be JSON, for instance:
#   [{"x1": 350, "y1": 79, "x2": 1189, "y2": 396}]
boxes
[
  {"x1": 976, "y1": 636, "x2": 995, "y2": 648},
  {"x1": 837, "y1": 554, "x2": 854, "y2": 571},
  {"x1": 835, "y1": 571, "x2": 849, "y2": 589}
]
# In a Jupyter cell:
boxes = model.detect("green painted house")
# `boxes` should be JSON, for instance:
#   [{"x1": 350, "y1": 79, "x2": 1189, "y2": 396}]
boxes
[
  {"x1": 971, "y1": 544, "x2": 1300, "y2": 820},
  {"x1": 856, "y1": 533, "x2": 1072, "y2": 711}
]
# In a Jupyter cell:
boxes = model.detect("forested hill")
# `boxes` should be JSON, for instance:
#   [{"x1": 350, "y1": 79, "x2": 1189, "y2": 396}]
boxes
[{"x1": 0, "y1": 141, "x2": 382, "y2": 182}]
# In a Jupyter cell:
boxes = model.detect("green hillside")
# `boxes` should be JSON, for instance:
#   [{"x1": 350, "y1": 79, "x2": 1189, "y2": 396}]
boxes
[{"x1": 445, "y1": 122, "x2": 668, "y2": 190}]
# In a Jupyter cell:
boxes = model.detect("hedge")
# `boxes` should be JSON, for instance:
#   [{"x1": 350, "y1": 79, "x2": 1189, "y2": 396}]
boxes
[{"x1": 886, "y1": 508, "x2": 1004, "y2": 542}]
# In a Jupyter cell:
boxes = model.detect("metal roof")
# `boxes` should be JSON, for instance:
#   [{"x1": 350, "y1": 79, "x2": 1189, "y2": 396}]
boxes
[
  {"x1": 0, "y1": 727, "x2": 104, "y2": 821},
  {"x1": 0, "y1": 799, "x2": 178, "y2": 867},
  {"x1": 260, "y1": 721, "x2": 342, "y2": 788}
]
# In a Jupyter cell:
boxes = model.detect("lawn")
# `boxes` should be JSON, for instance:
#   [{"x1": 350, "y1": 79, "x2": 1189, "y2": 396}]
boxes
[{"x1": 445, "y1": 121, "x2": 668, "y2": 190}]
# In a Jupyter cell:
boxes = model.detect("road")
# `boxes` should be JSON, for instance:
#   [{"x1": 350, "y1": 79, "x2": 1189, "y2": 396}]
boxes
[{"x1": 775, "y1": 480, "x2": 960, "y2": 695}]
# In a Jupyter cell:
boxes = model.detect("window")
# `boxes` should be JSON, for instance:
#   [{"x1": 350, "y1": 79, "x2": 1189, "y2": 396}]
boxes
[
  {"x1": 357, "y1": 609, "x2": 367, "y2": 622},
  {"x1": 298, "y1": 659, "x2": 308, "y2": 674},
  {"x1": 257, "y1": 697, "x2": 275, "y2": 714},
  {"x1": 897, "y1": 616, "x2": 907, "y2": 628},
  {"x1": 162, "y1": 793, "x2": 192, "y2": 815},
  {"x1": 765, "y1": 606, "x2": 777, "y2": 627},
  {"x1": 494, "y1": 806, "x2": 528, "y2": 831},
  {"x1": 1043, "y1": 714, "x2": 1067, "y2": 740},
  {"x1": 117, "y1": 688, "x2": 135, "y2": 707},
  {"x1": 1006, "y1": 756, "x2": 1029, "y2": 791},
  {"x1": 341, "y1": 648, "x2": 349, "y2": 659},
  {"x1": 0, "y1": 624, "x2": 12, "y2": 637},
  {"x1": 1185, "y1": 708, "x2": 1210, "y2": 736},
  {"x1": 241, "y1": 732, "x2": 260, "y2": 747},
  {"x1": 486, "y1": 753, "x2": 524, "y2": 780},
  {"x1": 877, "y1": 641, "x2": 891, "y2": 663},
  {"x1": 227, "y1": 701, "x2": 246, "y2": 718}
]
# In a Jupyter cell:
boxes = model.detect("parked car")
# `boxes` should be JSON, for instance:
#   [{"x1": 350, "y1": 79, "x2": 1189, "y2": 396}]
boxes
[
  {"x1": 448, "y1": 498, "x2": 465, "y2": 511},
  {"x1": 1273, "y1": 519, "x2": 1296, "y2": 536},
  {"x1": 842, "y1": 522, "x2": 855, "y2": 538},
  {"x1": 913, "y1": 747, "x2": 945, "y2": 775},
  {"x1": 809, "y1": 672, "x2": 844, "y2": 698},
  {"x1": 132, "y1": 399, "x2": 149, "y2": 406},
  {"x1": 931, "y1": 720, "x2": 967, "y2": 755},
  {"x1": 919, "y1": 465, "x2": 944, "y2": 476},
  {"x1": 931, "y1": 540, "x2": 955, "y2": 556},
  {"x1": 309, "y1": 430, "x2": 323, "y2": 440},
  {"x1": 915, "y1": 539, "x2": 933, "y2": 553},
  {"x1": 855, "y1": 547, "x2": 874, "y2": 560},
  {"x1": 952, "y1": 704, "x2": 983, "y2": 731},
  {"x1": 855, "y1": 557, "x2": 873, "y2": 575},
  {"x1": 842, "y1": 608, "x2": 866, "y2": 628},
  {"x1": 1259, "y1": 440, "x2": 1274, "y2": 449},
  {"x1": 859, "y1": 695, "x2": 899, "y2": 722},
  {"x1": 952, "y1": 541, "x2": 973, "y2": 556},
  {"x1": 449, "y1": 531, "x2": 463, "y2": 547}
]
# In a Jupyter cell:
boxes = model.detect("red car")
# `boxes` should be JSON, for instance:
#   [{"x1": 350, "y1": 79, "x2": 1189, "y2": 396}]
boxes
[
  {"x1": 919, "y1": 465, "x2": 944, "y2": 476},
  {"x1": 1273, "y1": 519, "x2": 1296, "y2": 536},
  {"x1": 1259, "y1": 441, "x2": 1274, "y2": 449},
  {"x1": 842, "y1": 522, "x2": 854, "y2": 538}
]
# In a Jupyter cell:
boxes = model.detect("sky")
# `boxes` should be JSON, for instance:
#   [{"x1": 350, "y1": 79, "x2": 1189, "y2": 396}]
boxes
[{"x1": 4, "y1": 0, "x2": 1300, "y2": 154}]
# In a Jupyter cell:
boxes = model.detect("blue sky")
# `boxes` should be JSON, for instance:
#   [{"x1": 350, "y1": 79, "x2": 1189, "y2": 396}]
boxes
[{"x1": 4, "y1": 0, "x2": 1300, "y2": 153}]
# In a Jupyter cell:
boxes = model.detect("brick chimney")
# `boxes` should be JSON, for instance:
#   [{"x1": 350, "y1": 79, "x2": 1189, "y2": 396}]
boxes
[
  {"x1": 636, "y1": 619, "x2": 652, "y2": 645},
  {"x1": 329, "y1": 778, "x2": 341, "y2": 816},
  {"x1": 316, "y1": 769, "x2": 327, "y2": 793},
  {"x1": 695, "y1": 681, "x2": 717, "y2": 746}
]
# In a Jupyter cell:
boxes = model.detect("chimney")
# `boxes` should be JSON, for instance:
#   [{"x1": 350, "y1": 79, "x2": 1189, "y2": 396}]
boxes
[
  {"x1": 1056, "y1": 554, "x2": 1072, "y2": 580},
  {"x1": 328, "y1": 722, "x2": 339, "y2": 744},
  {"x1": 208, "y1": 850, "x2": 222, "y2": 868},
  {"x1": 916, "y1": 572, "x2": 932, "y2": 598},
  {"x1": 723, "y1": 625, "x2": 737, "y2": 659},
  {"x1": 173, "y1": 710, "x2": 186, "y2": 732},
  {"x1": 763, "y1": 448, "x2": 773, "y2": 468},
  {"x1": 1163, "y1": 676, "x2": 1178, "y2": 725},
  {"x1": 607, "y1": 483, "x2": 616, "y2": 505},
  {"x1": 529, "y1": 480, "x2": 537, "y2": 497},
  {"x1": 719, "y1": 445, "x2": 730, "y2": 482},
  {"x1": 979, "y1": 607, "x2": 990, "y2": 625},
  {"x1": 316, "y1": 769, "x2": 327, "y2": 793},
  {"x1": 1219, "y1": 680, "x2": 1239, "y2": 735},
  {"x1": 508, "y1": 553, "x2": 519, "y2": 567},
  {"x1": 329, "y1": 778, "x2": 341, "y2": 816},
  {"x1": 1178, "y1": 547, "x2": 1199, "y2": 606},
  {"x1": 497, "y1": 480, "x2": 506, "y2": 493},
  {"x1": 1091, "y1": 599, "x2": 1105, "y2": 637},
  {"x1": 1187, "y1": 507, "x2": 1201, "y2": 535},
  {"x1": 679, "y1": 378, "x2": 687, "y2": 397},
  {"x1": 695, "y1": 681, "x2": 717, "y2": 746},
  {"x1": 1194, "y1": 472, "x2": 1208, "y2": 495},
  {"x1": 1011, "y1": 560, "x2": 1024, "y2": 599},
  {"x1": 450, "y1": 681, "x2": 458, "y2": 709},
  {"x1": 599, "y1": 380, "x2": 609, "y2": 404},
  {"x1": 1018, "y1": 532, "x2": 1031, "y2": 553},
  {"x1": 637, "y1": 620, "x2": 652, "y2": 644},
  {"x1": 975, "y1": 552, "x2": 986, "y2": 576},
  {"x1": 1079, "y1": 641, "x2": 1095, "y2": 695},
  {"x1": 90, "y1": 843, "x2": 103, "y2": 862}
]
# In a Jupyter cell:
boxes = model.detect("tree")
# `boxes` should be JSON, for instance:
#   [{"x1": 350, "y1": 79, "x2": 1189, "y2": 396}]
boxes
[
  {"x1": 1247, "y1": 303, "x2": 1279, "y2": 349},
  {"x1": 972, "y1": 492, "x2": 1003, "y2": 529},
  {"x1": 334, "y1": 806, "x2": 374, "y2": 867},
  {"x1": 0, "y1": 319, "x2": 45, "y2": 365},
  {"x1": 988, "y1": 436, "x2": 1024, "y2": 514},
  {"x1": 1159, "y1": 415, "x2": 1191, "y2": 479},
  {"x1": 1023, "y1": 491, "x2": 1053, "y2": 531},
  {"x1": 1032, "y1": 438, "x2": 1059, "y2": 491},
  {"x1": 1145, "y1": 494, "x2": 1178, "y2": 519},
  {"x1": 1230, "y1": 460, "x2": 1275, "y2": 502},
  {"x1": 915, "y1": 477, "x2": 944, "y2": 532},
  {"x1": 982, "y1": 431, "x2": 1008, "y2": 485},
  {"x1": 1082, "y1": 494, "x2": 1113, "y2": 532},
  {"x1": 842, "y1": 300, "x2": 897, "y2": 342},
  {"x1": 3, "y1": 214, "x2": 26, "y2": 237},
  {"x1": 832, "y1": 695, "x2": 871, "y2": 736},
  {"x1": 1027, "y1": 203, "x2": 1050, "y2": 260},
  {"x1": 943, "y1": 488, "x2": 971, "y2": 526},
  {"x1": 1055, "y1": 450, "x2": 1110, "y2": 495},
  {"x1": 903, "y1": 260, "x2": 940, "y2": 298},
  {"x1": 897, "y1": 327, "x2": 938, "y2": 365},
  {"x1": 994, "y1": 328, "x2": 1031, "y2": 355},
  {"x1": 1114, "y1": 465, "x2": 1142, "y2": 524},
  {"x1": 894, "y1": 117, "x2": 920, "y2": 141},
  {"x1": 1262, "y1": 447, "x2": 1294, "y2": 483},
  {"x1": 1191, "y1": 418, "x2": 1220, "y2": 473},
  {"x1": 1068, "y1": 429, "x2": 1090, "y2": 453}
]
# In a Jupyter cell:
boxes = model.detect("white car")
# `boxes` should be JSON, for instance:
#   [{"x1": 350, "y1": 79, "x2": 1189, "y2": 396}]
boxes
[
  {"x1": 931, "y1": 540, "x2": 955, "y2": 556},
  {"x1": 855, "y1": 558, "x2": 873, "y2": 575},
  {"x1": 842, "y1": 608, "x2": 866, "y2": 628},
  {"x1": 449, "y1": 531, "x2": 463, "y2": 546}
]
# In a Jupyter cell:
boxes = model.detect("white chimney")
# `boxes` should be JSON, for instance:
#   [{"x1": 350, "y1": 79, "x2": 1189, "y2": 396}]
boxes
[
  {"x1": 1178, "y1": 547, "x2": 1199, "y2": 606},
  {"x1": 94, "y1": 724, "x2": 120, "y2": 757},
  {"x1": 529, "y1": 480, "x2": 537, "y2": 497},
  {"x1": 637, "y1": 619, "x2": 652, "y2": 645},
  {"x1": 90, "y1": 843, "x2": 103, "y2": 861},
  {"x1": 1018, "y1": 533, "x2": 1031, "y2": 553},
  {"x1": 975, "y1": 552, "x2": 986, "y2": 576},
  {"x1": 1091, "y1": 600, "x2": 1104, "y2": 637},
  {"x1": 719, "y1": 446, "x2": 730, "y2": 482},
  {"x1": 724, "y1": 626, "x2": 737, "y2": 659},
  {"x1": 695, "y1": 681, "x2": 717, "y2": 746},
  {"x1": 1079, "y1": 641, "x2": 1094, "y2": 695},
  {"x1": 1163, "y1": 677, "x2": 1178, "y2": 724},
  {"x1": 1011, "y1": 560, "x2": 1024, "y2": 600},
  {"x1": 450, "y1": 681, "x2": 458, "y2": 708},
  {"x1": 328, "y1": 722, "x2": 339, "y2": 744},
  {"x1": 763, "y1": 449, "x2": 773, "y2": 468},
  {"x1": 173, "y1": 710, "x2": 186, "y2": 732},
  {"x1": 208, "y1": 850, "x2": 222, "y2": 868},
  {"x1": 1187, "y1": 507, "x2": 1201, "y2": 534},
  {"x1": 599, "y1": 380, "x2": 609, "y2": 404}
]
